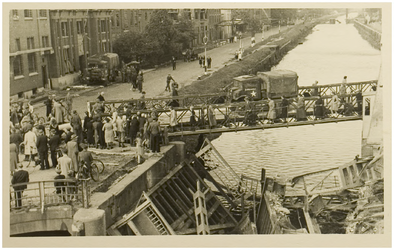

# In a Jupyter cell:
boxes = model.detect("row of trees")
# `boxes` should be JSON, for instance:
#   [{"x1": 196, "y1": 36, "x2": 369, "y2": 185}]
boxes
[{"x1": 113, "y1": 10, "x2": 196, "y2": 67}]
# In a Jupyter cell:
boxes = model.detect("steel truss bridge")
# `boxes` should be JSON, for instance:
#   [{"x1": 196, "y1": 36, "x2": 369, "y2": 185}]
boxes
[{"x1": 87, "y1": 80, "x2": 377, "y2": 137}]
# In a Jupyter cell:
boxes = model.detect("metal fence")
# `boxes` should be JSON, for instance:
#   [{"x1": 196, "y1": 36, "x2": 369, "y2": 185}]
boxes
[{"x1": 10, "y1": 179, "x2": 90, "y2": 212}]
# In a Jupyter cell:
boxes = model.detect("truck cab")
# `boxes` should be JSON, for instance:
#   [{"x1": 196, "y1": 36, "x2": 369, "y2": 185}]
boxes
[{"x1": 230, "y1": 70, "x2": 298, "y2": 101}]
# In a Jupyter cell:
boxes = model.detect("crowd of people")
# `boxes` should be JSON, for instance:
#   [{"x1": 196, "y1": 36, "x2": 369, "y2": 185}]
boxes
[
  {"x1": 120, "y1": 64, "x2": 144, "y2": 92},
  {"x1": 198, "y1": 56, "x2": 212, "y2": 69}
]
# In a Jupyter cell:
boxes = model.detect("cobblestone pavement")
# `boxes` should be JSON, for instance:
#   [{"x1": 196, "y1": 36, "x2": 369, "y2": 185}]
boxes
[{"x1": 33, "y1": 26, "x2": 291, "y2": 118}]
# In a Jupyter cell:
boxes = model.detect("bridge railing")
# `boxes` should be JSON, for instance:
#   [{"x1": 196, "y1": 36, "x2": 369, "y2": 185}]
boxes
[
  {"x1": 10, "y1": 179, "x2": 90, "y2": 212},
  {"x1": 142, "y1": 94, "x2": 363, "y2": 129},
  {"x1": 299, "y1": 80, "x2": 377, "y2": 96},
  {"x1": 87, "y1": 81, "x2": 376, "y2": 117}
]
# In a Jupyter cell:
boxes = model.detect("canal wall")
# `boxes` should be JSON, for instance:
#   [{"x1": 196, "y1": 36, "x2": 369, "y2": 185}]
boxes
[
  {"x1": 88, "y1": 143, "x2": 183, "y2": 229},
  {"x1": 180, "y1": 17, "x2": 334, "y2": 96},
  {"x1": 353, "y1": 20, "x2": 381, "y2": 51}
]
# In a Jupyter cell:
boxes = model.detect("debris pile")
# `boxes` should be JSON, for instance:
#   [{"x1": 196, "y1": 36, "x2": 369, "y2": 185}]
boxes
[{"x1": 345, "y1": 180, "x2": 384, "y2": 234}]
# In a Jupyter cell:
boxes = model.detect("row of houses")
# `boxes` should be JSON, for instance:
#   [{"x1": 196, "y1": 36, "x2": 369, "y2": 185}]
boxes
[{"x1": 9, "y1": 9, "x2": 271, "y2": 99}]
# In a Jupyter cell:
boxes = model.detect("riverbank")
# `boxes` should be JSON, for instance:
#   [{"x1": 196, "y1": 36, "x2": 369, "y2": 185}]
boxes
[{"x1": 179, "y1": 16, "x2": 335, "y2": 96}]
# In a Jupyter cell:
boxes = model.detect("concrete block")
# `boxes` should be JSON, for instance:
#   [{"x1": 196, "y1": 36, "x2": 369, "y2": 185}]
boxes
[{"x1": 73, "y1": 208, "x2": 106, "y2": 236}]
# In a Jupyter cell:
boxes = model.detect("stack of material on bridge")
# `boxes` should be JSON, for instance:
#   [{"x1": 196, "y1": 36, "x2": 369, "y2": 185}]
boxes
[{"x1": 107, "y1": 162, "x2": 239, "y2": 235}]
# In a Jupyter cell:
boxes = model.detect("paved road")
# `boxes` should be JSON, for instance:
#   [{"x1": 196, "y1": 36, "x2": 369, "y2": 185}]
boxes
[{"x1": 34, "y1": 25, "x2": 293, "y2": 118}]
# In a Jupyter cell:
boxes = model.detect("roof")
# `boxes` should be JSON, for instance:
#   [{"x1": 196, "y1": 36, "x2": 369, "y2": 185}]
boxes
[
  {"x1": 257, "y1": 70, "x2": 298, "y2": 79},
  {"x1": 233, "y1": 75, "x2": 261, "y2": 81}
]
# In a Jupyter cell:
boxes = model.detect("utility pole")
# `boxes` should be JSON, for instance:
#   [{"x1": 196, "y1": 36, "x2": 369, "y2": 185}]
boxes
[{"x1": 203, "y1": 31, "x2": 208, "y2": 74}]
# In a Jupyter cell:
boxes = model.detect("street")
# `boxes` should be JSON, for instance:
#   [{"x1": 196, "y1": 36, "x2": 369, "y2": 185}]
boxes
[{"x1": 33, "y1": 25, "x2": 290, "y2": 118}]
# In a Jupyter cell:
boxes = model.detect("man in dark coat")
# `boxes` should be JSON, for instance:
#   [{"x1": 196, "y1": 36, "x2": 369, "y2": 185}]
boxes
[
  {"x1": 129, "y1": 115, "x2": 140, "y2": 146},
  {"x1": 44, "y1": 97, "x2": 53, "y2": 117},
  {"x1": 78, "y1": 143, "x2": 93, "y2": 172},
  {"x1": 54, "y1": 168, "x2": 66, "y2": 201},
  {"x1": 11, "y1": 164, "x2": 29, "y2": 208},
  {"x1": 64, "y1": 128, "x2": 73, "y2": 144},
  {"x1": 172, "y1": 56, "x2": 176, "y2": 70},
  {"x1": 165, "y1": 74, "x2": 174, "y2": 92},
  {"x1": 314, "y1": 96, "x2": 325, "y2": 120},
  {"x1": 97, "y1": 92, "x2": 105, "y2": 102},
  {"x1": 48, "y1": 129, "x2": 61, "y2": 168},
  {"x1": 280, "y1": 96, "x2": 289, "y2": 123},
  {"x1": 36, "y1": 130, "x2": 50, "y2": 170},
  {"x1": 10, "y1": 128, "x2": 23, "y2": 148},
  {"x1": 70, "y1": 110, "x2": 83, "y2": 143},
  {"x1": 356, "y1": 90, "x2": 363, "y2": 115}
]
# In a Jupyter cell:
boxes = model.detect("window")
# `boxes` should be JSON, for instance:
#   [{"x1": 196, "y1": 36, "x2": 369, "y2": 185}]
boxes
[
  {"x1": 15, "y1": 39, "x2": 21, "y2": 51},
  {"x1": 28, "y1": 53, "x2": 37, "y2": 73},
  {"x1": 63, "y1": 48, "x2": 71, "y2": 74},
  {"x1": 102, "y1": 41, "x2": 106, "y2": 52},
  {"x1": 42, "y1": 36, "x2": 49, "y2": 47},
  {"x1": 13, "y1": 55, "x2": 23, "y2": 76},
  {"x1": 27, "y1": 37, "x2": 34, "y2": 50},
  {"x1": 101, "y1": 20, "x2": 107, "y2": 32},
  {"x1": 116, "y1": 14, "x2": 120, "y2": 27},
  {"x1": 12, "y1": 10, "x2": 18, "y2": 18},
  {"x1": 61, "y1": 22, "x2": 69, "y2": 36},
  {"x1": 195, "y1": 11, "x2": 199, "y2": 20},
  {"x1": 77, "y1": 21, "x2": 83, "y2": 34},
  {"x1": 135, "y1": 15, "x2": 138, "y2": 25},
  {"x1": 24, "y1": 10, "x2": 32, "y2": 18},
  {"x1": 145, "y1": 12, "x2": 148, "y2": 20},
  {"x1": 39, "y1": 10, "x2": 47, "y2": 17}
]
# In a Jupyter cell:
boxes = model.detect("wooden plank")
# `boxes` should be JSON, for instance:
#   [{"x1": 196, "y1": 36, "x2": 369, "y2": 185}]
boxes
[
  {"x1": 303, "y1": 208, "x2": 320, "y2": 234},
  {"x1": 127, "y1": 221, "x2": 142, "y2": 236},
  {"x1": 162, "y1": 187, "x2": 195, "y2": 227},
  {"x1": 151, "y1": 194, "x2": 177, "y2": 223}
]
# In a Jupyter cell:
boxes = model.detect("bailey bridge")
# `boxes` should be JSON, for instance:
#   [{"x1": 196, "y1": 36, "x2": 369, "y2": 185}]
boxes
[{"x1": 87, "y1": 80, "x2": 377, "y2": 137}]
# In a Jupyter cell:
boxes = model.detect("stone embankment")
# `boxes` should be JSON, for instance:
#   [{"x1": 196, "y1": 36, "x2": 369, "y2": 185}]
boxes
[
  {"x1": 180, "y1": 16, "x2": 335, "y2": 96},
  {"x1": 353, "y1": 20, "x2": 381, "y2": 51}
]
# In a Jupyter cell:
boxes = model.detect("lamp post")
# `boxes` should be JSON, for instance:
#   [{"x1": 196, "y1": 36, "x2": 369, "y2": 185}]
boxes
[
  {"x1": 238, "y1": 32, "x2": 243, "y2": 60},
  {"x1": 203, "y1": 34, "x2": 208, "y2": 74}
]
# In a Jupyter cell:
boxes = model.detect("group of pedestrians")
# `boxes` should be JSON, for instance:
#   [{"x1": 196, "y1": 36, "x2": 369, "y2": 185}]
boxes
[
  {"x1": 121, "y1": 64, "x2": 144, "y2": 92},
  {"x1": 198, "y1": 56, "x2": 212, "y2": 69}
]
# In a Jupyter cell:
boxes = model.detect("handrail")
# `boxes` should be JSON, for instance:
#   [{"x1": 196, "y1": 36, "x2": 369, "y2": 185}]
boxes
[{"x1": 10, "y1": 179, "x2": 89, "y2": 212}]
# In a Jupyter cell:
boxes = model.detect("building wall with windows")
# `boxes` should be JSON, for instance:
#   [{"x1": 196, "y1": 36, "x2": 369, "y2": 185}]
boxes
[
  {"x1": 48, "y1": 9, "x2": 112, "y2": 89},
  {"x1": 111, "y1": 9, "x2": 154, "y2": 41},
  {"x1": 9, "y1": 9, "x2": 53, "y2": 98}
]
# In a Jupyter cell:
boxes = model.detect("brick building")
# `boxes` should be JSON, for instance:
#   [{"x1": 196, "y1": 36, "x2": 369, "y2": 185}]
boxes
[
  {"x1": 48, "y1": 9, "x2": 112, "y2": 89},
  {"x1": 9, "y1": 9, "x2": 53, "y2": 99}
]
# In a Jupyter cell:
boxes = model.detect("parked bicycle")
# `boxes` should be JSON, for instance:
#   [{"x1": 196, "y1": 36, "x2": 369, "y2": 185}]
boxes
[{"x1": 77, "y1": 160, "x2": 100, "y2": 182}]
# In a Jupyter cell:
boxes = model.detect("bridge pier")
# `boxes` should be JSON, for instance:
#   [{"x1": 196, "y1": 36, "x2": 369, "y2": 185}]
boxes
[{"x1": 72, "y1": 208, "x2": 106, "y2": 236}]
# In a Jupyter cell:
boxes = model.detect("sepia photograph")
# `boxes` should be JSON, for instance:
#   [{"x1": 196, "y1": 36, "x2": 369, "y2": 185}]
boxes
[{"x1": 4, "y1": 2, "x2": 391, "y2": 248}]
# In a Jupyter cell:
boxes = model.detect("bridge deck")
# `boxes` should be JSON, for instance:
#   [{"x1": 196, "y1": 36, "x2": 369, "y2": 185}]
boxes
[{"x1": 169, "y1": 116, "x2": 361, "y2": 136}]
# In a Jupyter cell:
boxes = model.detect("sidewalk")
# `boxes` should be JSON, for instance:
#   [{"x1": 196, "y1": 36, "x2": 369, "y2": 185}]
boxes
[{"x1": 32, "y1": 24, "x2": 294, "y2": 118}]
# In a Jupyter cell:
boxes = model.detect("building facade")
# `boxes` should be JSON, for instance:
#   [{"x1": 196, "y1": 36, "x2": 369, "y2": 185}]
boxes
[
  {"x1": 48, "y1": 9, "x2": 112, "y2": 89},
  {"x1": 9, "y1": 9, "x2": 53, "y2": 98},
  {"x1": 111, "y1": 9, "x2": 154, "y2": 41}
]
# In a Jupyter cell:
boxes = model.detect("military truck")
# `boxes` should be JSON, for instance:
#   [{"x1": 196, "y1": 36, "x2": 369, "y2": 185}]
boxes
[
  {"x1": 83, "y1": 53, "x2": 120, "y2": 85},
  {"x1": 230, "y1": 70, "x2": 299, "y2": 101}
]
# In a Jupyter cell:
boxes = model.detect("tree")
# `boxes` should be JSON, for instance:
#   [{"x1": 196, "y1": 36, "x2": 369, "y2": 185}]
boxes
[
  {"x1": 145, "y1": 10, "x2": 178, "y2": 62},
  {"x1": 112, "y1": 31, "x2": 161, "y2": 66},
  {"x1": 174, "y1": 11, "x2": 196, "y2": 50}
]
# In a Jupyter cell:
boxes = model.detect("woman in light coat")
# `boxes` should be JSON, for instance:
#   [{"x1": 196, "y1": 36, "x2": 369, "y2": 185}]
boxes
[
  {"x1": 330, "y1": 92, "x2": 340, "y2": 115},
  {"x1": 207, "y1": 105, "x2": 217, "y2": 128},
  {"x1": 267, "y1": 98, "x2": 276, "y2": 124},
  {"x1": 169, "y1": 107, "x2": 178, "y2": 131},
  {"x1": 296, "y1": 94, "x2": 307, "y2": 121},
  {"x1": 23, "y1": 128, "x2": 37, "y2": 161}
]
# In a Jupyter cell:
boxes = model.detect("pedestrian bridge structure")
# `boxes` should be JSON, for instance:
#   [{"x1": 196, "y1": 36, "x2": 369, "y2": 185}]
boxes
[{"x1": 87, "y1": 80, "x2": 377, "y2": 137}]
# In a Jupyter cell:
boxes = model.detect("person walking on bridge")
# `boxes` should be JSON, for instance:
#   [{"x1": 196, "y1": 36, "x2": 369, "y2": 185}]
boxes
[
  {"x1": 312, "y1": 81, "x2": 319, "y2": 96},
  {"x1": 295, "y1": 94, "x2": 307, "y2": 121},
  {"x1": 330, "y1": 92, "x2": 340, "y2": 117},
  {"x1": 267, "y1": 98, "x2": 276, "y2": 124},
  {"x1": 280, "y1": 96, "x2": 289, "y2": 123},
  {"x1": 314, "y1": 96, "x2": 325, "y2": 120},
  {"x1": 340, "y1": 76, "x2": 348, "y2": 102}
]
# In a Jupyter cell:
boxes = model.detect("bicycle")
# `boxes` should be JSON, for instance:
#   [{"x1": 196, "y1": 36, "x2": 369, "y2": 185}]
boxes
[
  {"x1": 77, "y1": 160, "x2": 100, "y2": 182},
  {"x1": 92, "y1": 159, "x2": 105, "y2": 174}
]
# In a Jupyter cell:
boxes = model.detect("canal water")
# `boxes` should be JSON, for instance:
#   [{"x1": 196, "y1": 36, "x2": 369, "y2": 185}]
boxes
[{"x1": 212, "y1": 15, "x2": 381, "y2": 180}]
